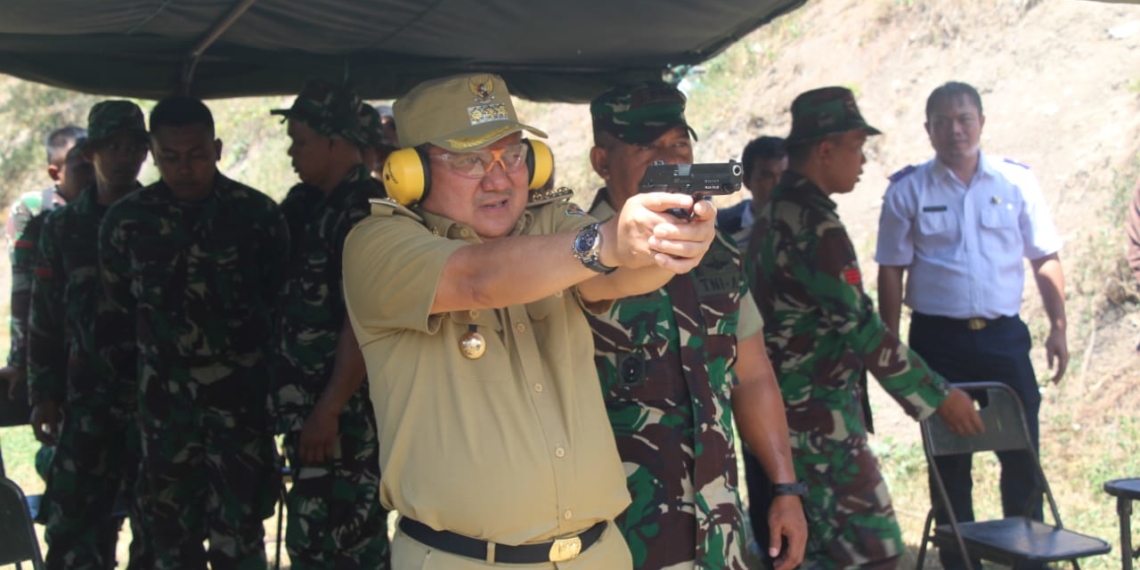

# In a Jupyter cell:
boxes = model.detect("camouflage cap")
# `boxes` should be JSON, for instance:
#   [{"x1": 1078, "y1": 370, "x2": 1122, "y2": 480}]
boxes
[
  {"x1": 358, "y1": 103, "x2": 387, "y2": 149},
  {"x1": 271, "y1": 79, "x2": 366, "y2": 145},
  {"x1": 590, "y1": 81, "x2": 698, "y2": 145},
  {"x1": 394, "y1": 73, "x2": 546, "y2": 152},
  {"x1": 785, "y1": 86, "x2": 881, "y2": 146},
  {"x1": 86, "y1": 100, "x2": 147, "y2": 145}
]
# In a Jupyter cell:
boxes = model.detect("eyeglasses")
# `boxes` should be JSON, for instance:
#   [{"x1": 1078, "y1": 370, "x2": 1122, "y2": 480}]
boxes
[{"x1": 430, "y1": 143, "x2": 529, "y2": 179}]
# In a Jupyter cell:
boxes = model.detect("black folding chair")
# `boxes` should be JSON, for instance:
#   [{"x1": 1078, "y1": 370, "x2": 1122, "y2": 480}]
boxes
[
  {"x1": 0, "y1": 476, "x2": 44, "y2": 570},
  {"x1": 914, "y1": 382, "x2": 1110, "y2": 570}
]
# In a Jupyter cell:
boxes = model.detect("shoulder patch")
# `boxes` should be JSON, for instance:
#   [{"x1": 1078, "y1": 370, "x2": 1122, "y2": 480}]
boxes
[
  {"x1": 1003, "y1": 157, "x2": 1031, "y2": 170},
  {"x1": 368, "y1": 197, "x2": 423, "y2": 222},
  {"x1": 888, "y1": 165, "x2": 917, "y2": 182},
  {"x1": 528, "y1": 186, "x2": 574, "y2": 207}
]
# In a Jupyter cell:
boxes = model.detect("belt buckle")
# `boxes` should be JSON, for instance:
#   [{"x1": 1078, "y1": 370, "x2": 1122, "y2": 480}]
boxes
[
  {"x1": 967, "y1": 318, "x2": 986, "y2": 331},
  {"x1": 548, "y1": 536, "x2": 583, "y2": 562}
]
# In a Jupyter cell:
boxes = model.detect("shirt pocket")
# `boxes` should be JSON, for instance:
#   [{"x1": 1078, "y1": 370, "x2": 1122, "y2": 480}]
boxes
[
  {"x1": 980, "y1": 203, "x2": 1022, "y2": 251},
  {"x1": 915, "y1": 210, "x2": 959, "y2": 253}
]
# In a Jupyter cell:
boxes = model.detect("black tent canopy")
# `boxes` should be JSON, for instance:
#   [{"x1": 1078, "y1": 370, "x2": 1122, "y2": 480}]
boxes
[{"x1": 0, "y1": 0, "x2": 805, "y2": 102}]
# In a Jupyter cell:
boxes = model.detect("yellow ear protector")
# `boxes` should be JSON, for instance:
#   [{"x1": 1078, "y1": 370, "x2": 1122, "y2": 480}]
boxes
[{"x1": 382, "y1": 139, "x2": 553, "y2": 206}]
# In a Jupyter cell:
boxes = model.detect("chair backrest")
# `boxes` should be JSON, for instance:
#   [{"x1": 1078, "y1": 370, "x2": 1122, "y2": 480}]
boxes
[
  {"x1": 0, "y1": 476, "x2": 43, "y2": 568},
  {"x1": 922, "y1": 382, "x2": 1032, "y2": 457}
]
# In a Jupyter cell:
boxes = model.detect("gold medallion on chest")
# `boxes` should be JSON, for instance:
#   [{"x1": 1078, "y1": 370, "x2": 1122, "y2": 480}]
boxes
[{"x1": 459, "y1": 330, "x2": 486, "y2": 359}]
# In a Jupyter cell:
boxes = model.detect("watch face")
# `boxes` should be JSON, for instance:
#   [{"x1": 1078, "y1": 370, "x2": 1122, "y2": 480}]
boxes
[{"x1": 574, "y1": 226, "x2": 599, "y2": 254}]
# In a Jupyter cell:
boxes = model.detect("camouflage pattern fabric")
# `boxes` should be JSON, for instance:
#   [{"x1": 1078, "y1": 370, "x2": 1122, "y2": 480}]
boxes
[
  {"x1": 7, "y1": 187, "x2": 65, "y2": 368},
  {"x1": 271, "y1": 80, "x2": 366, "y2": 145},
  {"x1": 746, "y1": 172, "x2": 951, "y2": 569},
  {"x1": 27, "y1": 184, "x2": 153, "y2": 570},
  {"x1": 271, "y1": 165, "x2": 389, "y2": 569},
  {"x1": 358, "y1": 103, "x2": 387, "y2": 150},
  {"x1": 783, "y1": 87, "x2": 881, "y2": 146},
  {"x1": 85, "y1": 100, "x2": 147, "y2": 145},
  {"x1": 100, "y1": 174, "x2": 288, "y2": 570},
  {"x1": 585, "y1": 190, "x2": 750, "y2": 570},
  {"x1": 589, "y1": 81, "x2": 698, "y2": 145}
]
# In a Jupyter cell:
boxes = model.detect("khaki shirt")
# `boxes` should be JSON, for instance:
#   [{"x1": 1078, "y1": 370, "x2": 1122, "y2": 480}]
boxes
[{"x1": 342, "y1": 197, "x2": 631, "y2": 546}]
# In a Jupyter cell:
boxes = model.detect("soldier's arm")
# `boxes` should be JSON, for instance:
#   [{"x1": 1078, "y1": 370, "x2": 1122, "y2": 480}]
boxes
[
  {"x1": 27, "y1": 214, "x2": 68, "y2": 405},
  {"x1": 6, "y1": 214, "x2": 46, "y2": 372},
  {"x1": 792, "y1": 223, "x2": 949, "y2": 421},
  {"x1": 299, "y1": 317, "x2": 367, "y2": 464},
  {"x1": 259, "y1": 204, "x2": 291, "y2": 304}
]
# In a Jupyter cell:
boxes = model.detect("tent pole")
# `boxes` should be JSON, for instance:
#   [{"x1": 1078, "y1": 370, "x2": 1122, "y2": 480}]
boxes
[{"x1": 179, "y1": 0, "x2": 260, "y2": 94}]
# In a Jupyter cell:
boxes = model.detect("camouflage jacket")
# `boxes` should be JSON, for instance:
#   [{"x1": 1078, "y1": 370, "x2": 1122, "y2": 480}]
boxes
[
  {"x1": 271, "y1": 165, "x2": 383, "y2": 434},
  {"x1": 746, "y1": 172, "x2": 949, "y2": 476},
  {"x1": 99, "y1": 174, "x2": 289, "y2": 427},
  {"x1": 27, "y1": 185, "x2": 134, "y2": 408},
  {"x1": 586, "y1": 190, "x2": 754, "y2": 570},
  {"x1": 7, "y1": 187, "x2": 66, "y2": 369}
]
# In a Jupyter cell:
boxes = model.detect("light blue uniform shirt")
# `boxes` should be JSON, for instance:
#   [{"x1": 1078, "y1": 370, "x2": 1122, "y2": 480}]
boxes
[{"x1": 875, "y1": 152, "x2": 1061, "y2": 319}]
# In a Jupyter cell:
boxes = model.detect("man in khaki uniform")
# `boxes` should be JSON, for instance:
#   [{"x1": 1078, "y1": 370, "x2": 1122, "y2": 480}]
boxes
[{"x1": 341, "y1": 73, "x2": 719, "y2": 569}]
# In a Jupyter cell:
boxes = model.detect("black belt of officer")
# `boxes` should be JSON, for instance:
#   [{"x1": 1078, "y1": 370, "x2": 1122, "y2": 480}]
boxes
[
  {"x1": 399, "y1": 517, "x2": 607, "y2": 564},
  {"x1": 912, "y1": 312, "x2": 1016, "y2": 332}
]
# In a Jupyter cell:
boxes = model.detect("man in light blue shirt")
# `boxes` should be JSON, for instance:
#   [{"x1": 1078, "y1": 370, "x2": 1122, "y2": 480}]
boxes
[{"x1": 875, "y1": 81, "x2": 1068, "y2": 570}]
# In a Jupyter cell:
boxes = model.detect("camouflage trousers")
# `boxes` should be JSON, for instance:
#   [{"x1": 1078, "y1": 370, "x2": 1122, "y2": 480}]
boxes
[
  {"x1": 40, "y1": 402, "x2": 154, "y2": 570},
  {"x1": 282, "y1": 417, "x2": 390, "y2": 570},
  {"x1": 141, "y1": 415, "x2": 279, "y2": 570},
  {"x1": 794, "y1": 434, "x2": 903, "y2": 570}
]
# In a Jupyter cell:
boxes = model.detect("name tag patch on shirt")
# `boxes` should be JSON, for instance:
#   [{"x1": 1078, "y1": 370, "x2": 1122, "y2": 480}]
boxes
[
  {"x1": 922, "y1": 205, "x2": 948, "y2": 212},
  {"x1": 843, "y1": 268, "x2": 862, "y2": 285},
  {"x1": 694, "y1": 247, "x2": 737, "y2": 297}
]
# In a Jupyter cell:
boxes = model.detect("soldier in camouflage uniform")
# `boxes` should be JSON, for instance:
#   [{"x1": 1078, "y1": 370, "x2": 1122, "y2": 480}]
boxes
[
  {"x1": 745, "y1": 87, "x2": 985, "y2": 570},
  {"x1": 269, "y1": 80, "x2": 390, "y2": 570},
  {"x1": 0, "y1": 125, "x2": 87, "y2": 415},
  {"x1": 27, "y1": 101, "x2": 152, "y2": 570},
  {"x1": 99, "y1": 95, "x2": 287, "y2": 570},
  {"x1": 585, "y1": 82, "x2": 806, "y2": 570}
]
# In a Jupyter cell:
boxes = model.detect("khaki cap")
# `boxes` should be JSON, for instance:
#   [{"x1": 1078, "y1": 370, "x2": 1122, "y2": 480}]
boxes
[{"x1": 394, "y1": 73, "x2": 546, "y2": 152}]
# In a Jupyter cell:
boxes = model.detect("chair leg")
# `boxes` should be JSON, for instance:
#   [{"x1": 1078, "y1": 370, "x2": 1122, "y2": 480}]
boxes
[{"x1": 915, "y1": 509, "x2": 936, "y2": 570}]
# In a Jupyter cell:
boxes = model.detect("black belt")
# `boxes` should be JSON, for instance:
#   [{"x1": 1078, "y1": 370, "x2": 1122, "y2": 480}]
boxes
[
  {"x1": 399, "y1": 517, "x2": 606, "y2": 564},
  {"x1": 912, "y1": 312, "x2": 1016, "y2": 332}
]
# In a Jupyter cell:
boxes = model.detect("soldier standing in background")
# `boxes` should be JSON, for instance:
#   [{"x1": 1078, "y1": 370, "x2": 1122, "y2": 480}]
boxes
[
  {"x1": 747, "y1": 86, "x2": 983, "y2": 570},
  {"x1": 0, "y1": 125, "x2": 87, "y2": 416},
  {"x1": 100, "y1": 96, "x2": 287, "y2": 570},
  {"x1": 270, "y1": 80, "x2": 391, "y2": 570},
  {"x1": 585, "y1": 82, "x2": 806, "y2": 570},
  {"x1": 28, "y1": 101, "x2": 151, "y2": 570}
]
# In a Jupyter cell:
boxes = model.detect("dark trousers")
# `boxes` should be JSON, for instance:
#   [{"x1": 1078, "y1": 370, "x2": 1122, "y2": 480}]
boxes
[{"x1": 909, "y1": 313, "x2": 1044, "y2": 570}]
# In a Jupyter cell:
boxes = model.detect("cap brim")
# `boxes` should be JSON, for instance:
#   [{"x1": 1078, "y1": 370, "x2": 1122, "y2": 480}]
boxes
[
  {"x1": 433, "y1": 121, "x2": 548, "y2": 152},
  {"x1": 785, "y1": 124, "x2": 882, "y2": 146},
  {"x1": 84, "y1": 129, "x2": 149, "y2": 150}
]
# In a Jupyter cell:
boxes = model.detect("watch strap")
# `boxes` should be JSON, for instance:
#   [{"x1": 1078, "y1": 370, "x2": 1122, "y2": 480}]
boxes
[{"x1": 771, "y1": 481, "x2": 808, "y2": 497}]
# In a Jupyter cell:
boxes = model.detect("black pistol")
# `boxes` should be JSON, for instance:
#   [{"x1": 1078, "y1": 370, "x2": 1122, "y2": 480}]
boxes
[{"x1": 638, "y1": 161, "x2": 743, "y2": 217}]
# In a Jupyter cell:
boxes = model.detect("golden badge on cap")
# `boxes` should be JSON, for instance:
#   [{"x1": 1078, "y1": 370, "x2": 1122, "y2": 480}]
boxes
[
  {"x1": 469, "y1": 75, "x2": 495, "y2": 103},
  {"x1": 460, "y1": 326, "x2": 486, "y2": 360}
]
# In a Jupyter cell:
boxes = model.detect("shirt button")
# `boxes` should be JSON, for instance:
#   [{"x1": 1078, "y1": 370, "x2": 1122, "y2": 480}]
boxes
[
  {"x1": 554, "y1": 290, "x2": 563, "y2": 298},
  {"x1": 555, "y1": 447, "x2": 566, "y2": 458},
  {"x1": 563, "y1": 509, "x2": 572, "y2": 520},
  {"x1": 468, "y1": 310, "x2": 479, "y2": 319},
  {"x1": 534, "y1": 383, "x2": 543, "y2": 393},
  {"x1": 460, "y1": 229, "x2": 471, "y2": 238},
  {"x1": 515, "y1": 322, "x2": 526, "y2": 333}
]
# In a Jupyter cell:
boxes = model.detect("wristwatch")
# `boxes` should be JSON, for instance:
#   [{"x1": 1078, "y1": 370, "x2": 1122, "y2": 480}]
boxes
[
  {"x1": 572, "y1": 222, "x2": 617, "y2": 274},
  {"x1": 771, "y1": 481, "x2": 808, "y2": 497}
]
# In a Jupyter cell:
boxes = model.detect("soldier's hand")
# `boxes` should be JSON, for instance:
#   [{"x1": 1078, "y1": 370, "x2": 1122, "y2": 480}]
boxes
[
  {"x1": 936, "y1": 387, "x2": 985, "y2": 436},
  {"x1": 0, "y1": 366, "x2": 25, "y2": 400},
  {"x1": 299, "y1": 407, "x2": 339, "y2": 464},
  {"x1": 610, "y1": 193, "x2": 716, "y2": 273},
  {"x1": 768, "y1": 495, "x2": 807, "y2": 570},
  {"x1": 30, "y1": 400, "x2": 61, "y2": 446}
]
